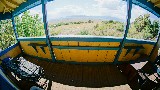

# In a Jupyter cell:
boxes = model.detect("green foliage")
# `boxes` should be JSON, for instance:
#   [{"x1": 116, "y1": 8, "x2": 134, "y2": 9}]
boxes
[
  {"x1": 150, "y1": 20, "x2": 159, "y2": 37},
  {"x1": 52, "y1": 21, "x2": 87, "y2": 28},
  {"x1": 95, "y1": 20, "x2": 124, "y2": 32},
  {"x1": 134, "y1": 14, "x2": 151, "y2": 32},
  {"x1": 88, "y1": 20, "x2": 93, "y2": 23},
  {"x1": 0, "y1": 11, "x2": 44, "y2": 50},
  {"x1": 142, "y1": 29, "x2": 153, "y2": 40},
  {"x1": 133, "y1": 14, "x2": 159, "y2": 39},
  {"x1": 15, "y1": 11, "x2": 44, "y2": 37},
  {"x1": 94, "y1": 24, "x2": 99, "y2": 29},
  {"x1": 0, "y1": 19, "x2": 16, "y2": 50},
  {"x1": 79, "y1": 30, "x2": 89, "y2": 35},
  {"x1": 1, "y1": 11, "x2": 159, "y2": 51},
  {"x1": 50, "y1": 29, "x2": 61, "y2": 36},
  {"x1": 108, "y1": 20, "x2": 114, "y2": 23}
]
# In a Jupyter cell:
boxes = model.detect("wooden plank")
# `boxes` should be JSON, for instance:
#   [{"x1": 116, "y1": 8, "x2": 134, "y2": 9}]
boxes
[{"x1": 5, "y1": 55, "x2": 133, "y2": 90}]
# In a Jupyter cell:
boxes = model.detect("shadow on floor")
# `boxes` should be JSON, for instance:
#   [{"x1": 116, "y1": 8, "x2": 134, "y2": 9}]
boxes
[{"x1": 6, "y1": 56, "x2": 132, "y2": 90}]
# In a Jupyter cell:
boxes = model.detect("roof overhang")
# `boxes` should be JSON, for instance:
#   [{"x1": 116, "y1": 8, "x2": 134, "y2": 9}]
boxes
[{"x1": 132, "y1": 0, "x2": 160, "y2": 18}]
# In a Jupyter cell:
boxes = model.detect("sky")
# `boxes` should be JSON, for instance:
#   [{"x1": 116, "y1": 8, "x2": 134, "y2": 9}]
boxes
[{"x1": 29, "y1": 0, "x2": 159, "y2": 22}]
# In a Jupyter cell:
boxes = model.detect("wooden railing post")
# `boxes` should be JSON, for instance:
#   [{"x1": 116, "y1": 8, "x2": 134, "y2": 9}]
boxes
[
  {"x1": 11, "y1": 15, "x2": 23, "y2": 53},
  {"x1": 149, "y1": 31, "x2": 160, "y2": 60},
  {"x1": 114, "y1": 0, "x2": 132, "y2": 64},
  {"x1": 41, "y1": 0, "x2": 56, "y2": 62},
  {"x1": 11, "y1": 15, "x2": 18, "y2": 41}
]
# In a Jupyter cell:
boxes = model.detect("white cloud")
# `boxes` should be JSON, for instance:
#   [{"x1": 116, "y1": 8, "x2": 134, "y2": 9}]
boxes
[
  {"x1": 47, "y1": 5, "x2": 85, "y2": 19},
  {"x1": 93, "y1": 0, "x2": 127, "y2": 21},
  {"x1": 93, "y1": 0, "x2": 149, "y2": 22},
  {"x1": 28, "y1": 0, "x2": 151, "y2": 22},
  {"x1": 94, "y1": 0, "x2": 122, "y2": 9}
]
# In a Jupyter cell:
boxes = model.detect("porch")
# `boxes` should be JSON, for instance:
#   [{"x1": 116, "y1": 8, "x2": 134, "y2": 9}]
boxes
[
  {"x1": 4, "y1": 54, "x2": 133, "y2": 90},
  {"x1": 0, "y1": 35, "x2": 159, "y2": 90}
]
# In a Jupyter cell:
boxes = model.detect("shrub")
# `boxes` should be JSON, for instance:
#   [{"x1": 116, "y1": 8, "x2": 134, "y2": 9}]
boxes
[{"x1": 79, "y1": 30, "x2": 89, "y2": 35}]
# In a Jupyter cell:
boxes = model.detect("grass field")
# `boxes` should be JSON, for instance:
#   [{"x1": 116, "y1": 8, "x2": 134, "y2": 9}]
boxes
[{"x1": 48, "y1": 20, "x2": 157, "y2": 41}]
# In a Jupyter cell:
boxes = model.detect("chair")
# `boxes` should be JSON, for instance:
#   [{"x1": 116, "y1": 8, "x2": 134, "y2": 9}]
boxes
[{"x1": 137, "y1": 57, "x2": 160, "y2": 89}]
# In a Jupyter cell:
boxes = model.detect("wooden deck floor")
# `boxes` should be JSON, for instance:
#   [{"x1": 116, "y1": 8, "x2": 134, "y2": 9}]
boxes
[{"x1": 6, "y1": 55, "x2": 132, "y2": 90}]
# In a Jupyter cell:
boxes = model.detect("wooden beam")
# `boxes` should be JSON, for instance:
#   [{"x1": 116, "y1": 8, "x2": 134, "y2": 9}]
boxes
[
  {"x1": 132, "y1": 0, "x2": 160, "y2": 17},
  {"x1": 154, "y1": 0, "x2": 160, "y2": 6},
  {"x1": 0, "y1": 2, "x2": 11, "y2": 14},
  {"x1": 6, "y1": 0, "x2": 19, "y2": 6},
  {"x1": 0, "y1": 0, "x2": 14, "y2": 10}
]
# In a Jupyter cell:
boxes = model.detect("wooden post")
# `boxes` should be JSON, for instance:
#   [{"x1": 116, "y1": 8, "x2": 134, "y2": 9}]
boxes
[
  {"x1": 149, "y1": 31, "x2": 160, "y2": 59},
  {"x1": 11, "y1": 16, "x2": 18, "y2": 41},
  {"x1": 41, "y1": 0, "x2": 56, "y2": 62},
  {"x1": 114, "y1": 0, "x2": 132, "y2": 64},
  {"x1": 11, "y1": 15, "x2": 23, "y2": 53}
]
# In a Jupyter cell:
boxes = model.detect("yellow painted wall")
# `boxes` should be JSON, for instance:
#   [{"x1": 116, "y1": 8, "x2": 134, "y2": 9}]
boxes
[
  {"x1": 53, "y1": 48, "x2": 117, "y2": 62},
  {"x1": 52, "y1": 41, "x2": 119, "y2": 62},
  {"x1": 52, "y1": 41, "x2": 120, "y2": 47},
  {"x1": 20, "y1": 41, "x2": 52, "y2": 60},
  {"x1": 150, "y1": 46, "x2": 158, "y2": 62},
  {"x1": 19, "y1": 40, "x2": 157, "y2": 63},
  {"x1": 0, "y1": 45, "x2": 21, "y2": 64},
  {"x1": 118, "y1": 43, "x2": 154, "y2": 61}
]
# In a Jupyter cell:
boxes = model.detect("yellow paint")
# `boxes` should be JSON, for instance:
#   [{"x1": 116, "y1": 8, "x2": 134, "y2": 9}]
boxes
[
  {"x1": 0, "y1": 46, "x2": 21, "y2": 60},
  {"x1": 68, "y1": 49, "x2": 85, "y2": 62},
  {"x1": 53, "y1": 48, "x2": 63, "y2": 60},
  {"x1": 20, "y1": 41, "x2": 52, "y2": 60},
  {"x1": 118, "y1": 44, "x2": 154, "y2": 62},
  {"x1": 20, "y1": 40, "x2": 157, "y2": 63},
  {"x1": 125, "y1": 43, "x2": 142, "y2": 46},
  {"x1": 150, "y1": 46, "x2": 158, "y2": 62},
  {"x1": 100, "y1": 42, "x2": 120, "y2": 47},
  {"x1": 53, "y1": 48, "x2": 117, "y2": 62},
  {"x1": 52, "y1": 41, "x2": 68, "y2": 46},
  {"x1": 52, "y1": 41, "x2": 120, "y2": 47},
  {"x1": 0, "y1": 0, "x2": 25, "y2": 13},
  {"x1": 68, "y1": 41, "x2": 79, "y2": 46},
  {"x1": 142, "y1": 44, "x2": 154, "y2": 55},
  {"x1": 79, "y1": 42, "x2": 120, "y2": 47}
]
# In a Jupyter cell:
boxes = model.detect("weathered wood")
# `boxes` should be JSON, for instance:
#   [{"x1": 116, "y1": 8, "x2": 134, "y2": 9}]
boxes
[{"x1": 5, "y1": 55, "x2": 134, "y2": 90}]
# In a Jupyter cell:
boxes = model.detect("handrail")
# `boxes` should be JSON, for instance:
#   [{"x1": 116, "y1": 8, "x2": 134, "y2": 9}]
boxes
[{"x1": 17, "y1": 36, "x2": 156, "y2": 45}]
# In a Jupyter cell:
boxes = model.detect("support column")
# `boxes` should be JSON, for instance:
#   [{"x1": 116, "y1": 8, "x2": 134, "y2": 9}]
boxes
[
  {"x1": 114, "y1": 0, "x2": 132, "y2": 64},
  {"x1": 11, "y1": 15, "x2": 18, "y2": 41},
  {"x1": 11, "y1": 14, "x2": 23, "y2": 53},
  {"x1": 149, "y1": 31, "x2": 160, "y2": 60},
  {"x1": 41, "y1": 0, "x2": 56, "y2": 62}
]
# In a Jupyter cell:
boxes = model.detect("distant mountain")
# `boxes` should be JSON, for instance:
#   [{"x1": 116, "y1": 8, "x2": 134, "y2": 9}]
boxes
[{"x1": 48, "y1": 15, "x2": 124, "y2": 23}]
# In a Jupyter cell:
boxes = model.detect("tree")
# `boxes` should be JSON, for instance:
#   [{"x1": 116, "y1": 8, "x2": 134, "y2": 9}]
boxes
[
  {"x1": 0, "y1": 11, "x2": 44, "y2": 50},
  {"x1": 0, "y1": 19, "x2": 15, "y2": 50},
  {"x1": 134, "y1": 14, "x2": 151, "y2": 32},
  {"x1": 150, "y1": 20, "x2": 159, "y2": 37},
  {"x1": 15, "y1": 11, "x2": 44, "y2": 37},
  {"x1": 134, "y1": 14, "x2": 159, "y2": 40}
]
